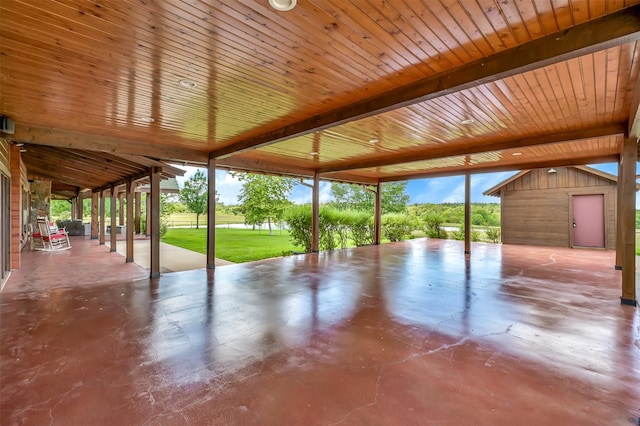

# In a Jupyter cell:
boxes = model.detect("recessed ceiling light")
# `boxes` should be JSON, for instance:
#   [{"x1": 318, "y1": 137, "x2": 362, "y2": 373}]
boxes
[
  {"x1": 368, "y1": 138, "x2": 379, "y2": 144},
  {"x1": 512, "y1": 152, "x2": 522, "y2": 156},
  {"x1": 269, "y1": 0, "x2": 297, "y2": 11},
  {"x1": 179, "y1": 79, "x2": 197, "y2": 89},
  {"x1": 310, "y1": 151, "x2": 319, "y2": 156},
  {"x1": 460, "y1": 118, "x2": 475, "y2": 125}
]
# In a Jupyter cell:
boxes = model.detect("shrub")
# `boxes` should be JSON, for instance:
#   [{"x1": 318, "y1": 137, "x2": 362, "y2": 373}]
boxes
[
  {"x1": 485, "y1": 227, "x2": 501, "y2": 243},
  {"x1": 422, "y1": 212, "x2": 447, "y2": 239},
  {"x1": 284, "y1": 205, "x2": 312, "y2": 252},
  {"x1": 319, "y1": 207, "x2": 339, "y2": 251},
  {"x1": 382, "y1": 213, "x2": 415, "y2": 242},
  {"x1": 450, "y1": 226, "x2": 465, "y2": 240},
  {"x1": 347, "y1": 210, "x2": 374, "y2": 246}
]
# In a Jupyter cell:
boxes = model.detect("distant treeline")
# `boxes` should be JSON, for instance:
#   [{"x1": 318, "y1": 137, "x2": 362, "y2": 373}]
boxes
[{"x1": 407, "y1": 203, "x2": 501, "y2": 227}]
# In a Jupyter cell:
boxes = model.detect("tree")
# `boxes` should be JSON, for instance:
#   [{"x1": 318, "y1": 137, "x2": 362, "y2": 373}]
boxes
[
  {"x1": 179, "y1": 169, "x2": 209, "y2": 229},
  {"x1": 235, "y1": 173, "x2": 295, "y2": 235},
  {"x1": 330, "y1": 181, "x2": 409, "y2": 213}
]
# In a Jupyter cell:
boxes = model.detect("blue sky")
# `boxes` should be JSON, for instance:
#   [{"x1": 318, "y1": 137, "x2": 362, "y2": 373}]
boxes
[{"x1": 177, "y1": 162, "x2": 638, "y2": 205}]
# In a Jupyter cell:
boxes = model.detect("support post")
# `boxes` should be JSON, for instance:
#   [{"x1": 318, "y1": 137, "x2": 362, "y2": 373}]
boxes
[
  {"x1": 9, "y1": 144, "x2": 20, "y2": 269},
  {"x1": 150, "y1": 167, "x2": 161, "y2": 278},
  {"x1": 76, "y1": 191, "x2": 84, "y2": 222},
  {"x1": 311, "y1": 173, "x2": 320, "y2": 253},
  {"x1": 145, "y1": 192, "x2": 151, "y2": 237},
  {"x1": 374, "y1": 183, "x2": 382, "y2": 245},
  {"x1": 110, "y1": 186, "x2": 117, "y2": 252},
  {"x1": 70, "y1": 198, "x2": 77, "y2": 220},
  {"x1": 125, "y1": 179, "x2": 134, "y2": 263},
  {"x1": 91, "y1": 192, "x2": 99, "y2": 239},
  {"x1": 464, "y1": 173, "x2": 471, "y2": 256},
  {"x1": 207, "y1": 159, "x2": 216, "y2": 269},
  {"x1": 615, "y1": 160, "x2": 624, "y2": 270},
  {"x1": 134, "y1": 192, "x2": 141, "y2": 234},
  {"x1": 118, "y1": 192, "x2": 125, "y2": 226},
  {"x1": 99, "y1": 190, "x2": 106, "y2": 245},
  {"x1": 620, "y1": 137, "x2": 637, "y2": 306}
]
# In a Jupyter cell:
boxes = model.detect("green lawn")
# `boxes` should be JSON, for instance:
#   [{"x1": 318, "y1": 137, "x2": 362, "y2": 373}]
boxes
[
  {"x1": 162, "y1": 228, "x2": 303, "y2": 263},
  {"x1": 165, "y1": 212, "x2": 245, "y2": 228}
]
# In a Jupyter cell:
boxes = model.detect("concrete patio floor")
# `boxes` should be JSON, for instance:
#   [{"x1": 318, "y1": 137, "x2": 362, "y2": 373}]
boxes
[{"x1": 1, "y1": 237, "x2": 638, "y2": 425}]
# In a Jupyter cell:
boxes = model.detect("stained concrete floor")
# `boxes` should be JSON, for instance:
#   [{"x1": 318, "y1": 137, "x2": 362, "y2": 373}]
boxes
[{"x1": 1, "y1": 237, "x2": 639, "y2": 425}]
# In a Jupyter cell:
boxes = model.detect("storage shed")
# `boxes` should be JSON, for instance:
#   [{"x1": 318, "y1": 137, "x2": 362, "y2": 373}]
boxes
[{"x1": 483, "y1": 166, "x2": 628, "y2": 249}]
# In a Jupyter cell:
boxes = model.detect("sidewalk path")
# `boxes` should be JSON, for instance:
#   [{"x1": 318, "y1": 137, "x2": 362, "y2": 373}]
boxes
[{"x1": 107, "y1": 238, "x2": 234, "y2": 273}]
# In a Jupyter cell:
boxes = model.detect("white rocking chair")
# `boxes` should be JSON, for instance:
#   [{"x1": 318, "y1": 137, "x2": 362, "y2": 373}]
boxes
[{"x1": 35, "y1": 217, "x2": 71, "y2": 251}]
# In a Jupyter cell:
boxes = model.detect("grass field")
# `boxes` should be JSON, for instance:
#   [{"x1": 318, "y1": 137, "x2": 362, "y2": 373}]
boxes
[{"x1": 162, "y1": 228, "x2": 303, "y2": 263}]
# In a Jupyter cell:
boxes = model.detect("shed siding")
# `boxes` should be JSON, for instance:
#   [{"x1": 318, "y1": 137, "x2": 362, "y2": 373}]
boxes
[{"x1": 500, "y1": 168, "x2": 617, "y2": 249}]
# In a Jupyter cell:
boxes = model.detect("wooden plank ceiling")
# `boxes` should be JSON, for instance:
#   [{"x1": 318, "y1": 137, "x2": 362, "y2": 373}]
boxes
[{"x1": 1, "y1": 0, "x2": 639, "y2": 193}]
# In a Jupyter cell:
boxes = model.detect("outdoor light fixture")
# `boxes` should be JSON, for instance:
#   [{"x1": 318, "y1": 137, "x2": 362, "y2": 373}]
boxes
[
  {"x1": 548, "y1": 168, "x2": 557, "y2": 174},
  {"x1": 269, "y1": 0, "x2": 297, "y2": 11},
  {"x1": 460, "y1": 118, "x2": 475, "y2": 125},
  {"x1": 179, "y1": 79, "x2": 197, "y2": 89}
]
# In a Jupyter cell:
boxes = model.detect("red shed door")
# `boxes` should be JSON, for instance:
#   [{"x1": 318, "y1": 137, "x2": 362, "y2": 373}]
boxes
[{"x1": 572, "y1": 194, "x2": 605, "y2": 248}]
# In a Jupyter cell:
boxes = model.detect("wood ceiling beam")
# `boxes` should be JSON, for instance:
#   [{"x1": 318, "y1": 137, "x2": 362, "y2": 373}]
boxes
[
  {"x1": 12, "y1": 124, "x2": 209, "y2": 163},
  {"x1": 110, "y1": 153, "x2": 186, "y2": 177},
  {"x1": 628, "y1": 66, "x2": 640, "y2": 140},
  {"x1": 372, "y1": 155, "x2": 620, "y2": 182},
  {"x1": 210, "y1": 5, "x2": 640, "y2": 159},
  {"x1": 317, "y1": 123, "x2": 626, "y2": 173}
]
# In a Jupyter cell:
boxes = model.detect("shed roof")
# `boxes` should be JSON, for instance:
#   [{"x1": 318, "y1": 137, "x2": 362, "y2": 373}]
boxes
[{"x1": 483, "y1": 165, "x2": 623, "y2": 197}]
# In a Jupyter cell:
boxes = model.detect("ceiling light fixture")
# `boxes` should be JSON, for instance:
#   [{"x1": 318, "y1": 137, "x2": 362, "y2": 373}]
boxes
[
  {"x1": 548, "y1": 168, "x2": 557, "y2": 174},
  {"x1": 138, "y1": 116, "x2": 155, "y2": 123},
  {"x1": 269, "y1": 0, "x2": 297, "y2": 11},
  {"x1": 15, "y1": 142, "x2": 24, "y2": 147},
  {"x1": 460, "y1": 118, "x2": 475, "y2": 125},
  {"x1": 310, "y1": 151, "x2": 319, "y2": 156},
  {"x1": 512, "y1": 152, "x2": 522, "y2": 156},
  {"x1": 179, "y1": 79, "x2": 197, "y2": 89},
  {"x1": 368, "y1": 138, "x2": 379, "y2": 144},
  {"x1": 19, "y1": 149, "x2": 27, "y2": 153}
]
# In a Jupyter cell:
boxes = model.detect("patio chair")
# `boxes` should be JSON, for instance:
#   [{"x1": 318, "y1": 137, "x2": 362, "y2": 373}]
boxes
[
  {"x1": 29, "y1": 223, "x2": 46, "y2": 250},
  {"x1": 36, "y1": 217, "x2": 71, "y2": 251}
]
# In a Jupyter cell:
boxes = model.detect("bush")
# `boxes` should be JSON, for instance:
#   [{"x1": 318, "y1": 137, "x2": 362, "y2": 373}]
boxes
[
  {"x1": 485, "y1": 227, "x2": 501, "y2": 243},
  {"x1": 283, "y1": 205, "x2": 312, "y2": 252},
  {"x1": 422, "y1": 213, "x2": 447, "y2": 239},
  {"x1": 382, "y1": 213, "x2": 415, "y2": 242},
  {"x1": 450, "y1": 226, "x2": 465, "y2": 240}
]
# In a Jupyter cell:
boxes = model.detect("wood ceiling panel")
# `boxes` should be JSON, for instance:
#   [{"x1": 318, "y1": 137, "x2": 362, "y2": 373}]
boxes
[
  {"x1": 247, "y1": 43, "x2": 638, "y2": 174},
  {"x1": 1, "y1": 1, "x2": 639, "y2": 192},
  {"x1": 329, "y1": 136, "x2": 623, "y2": 182}
]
